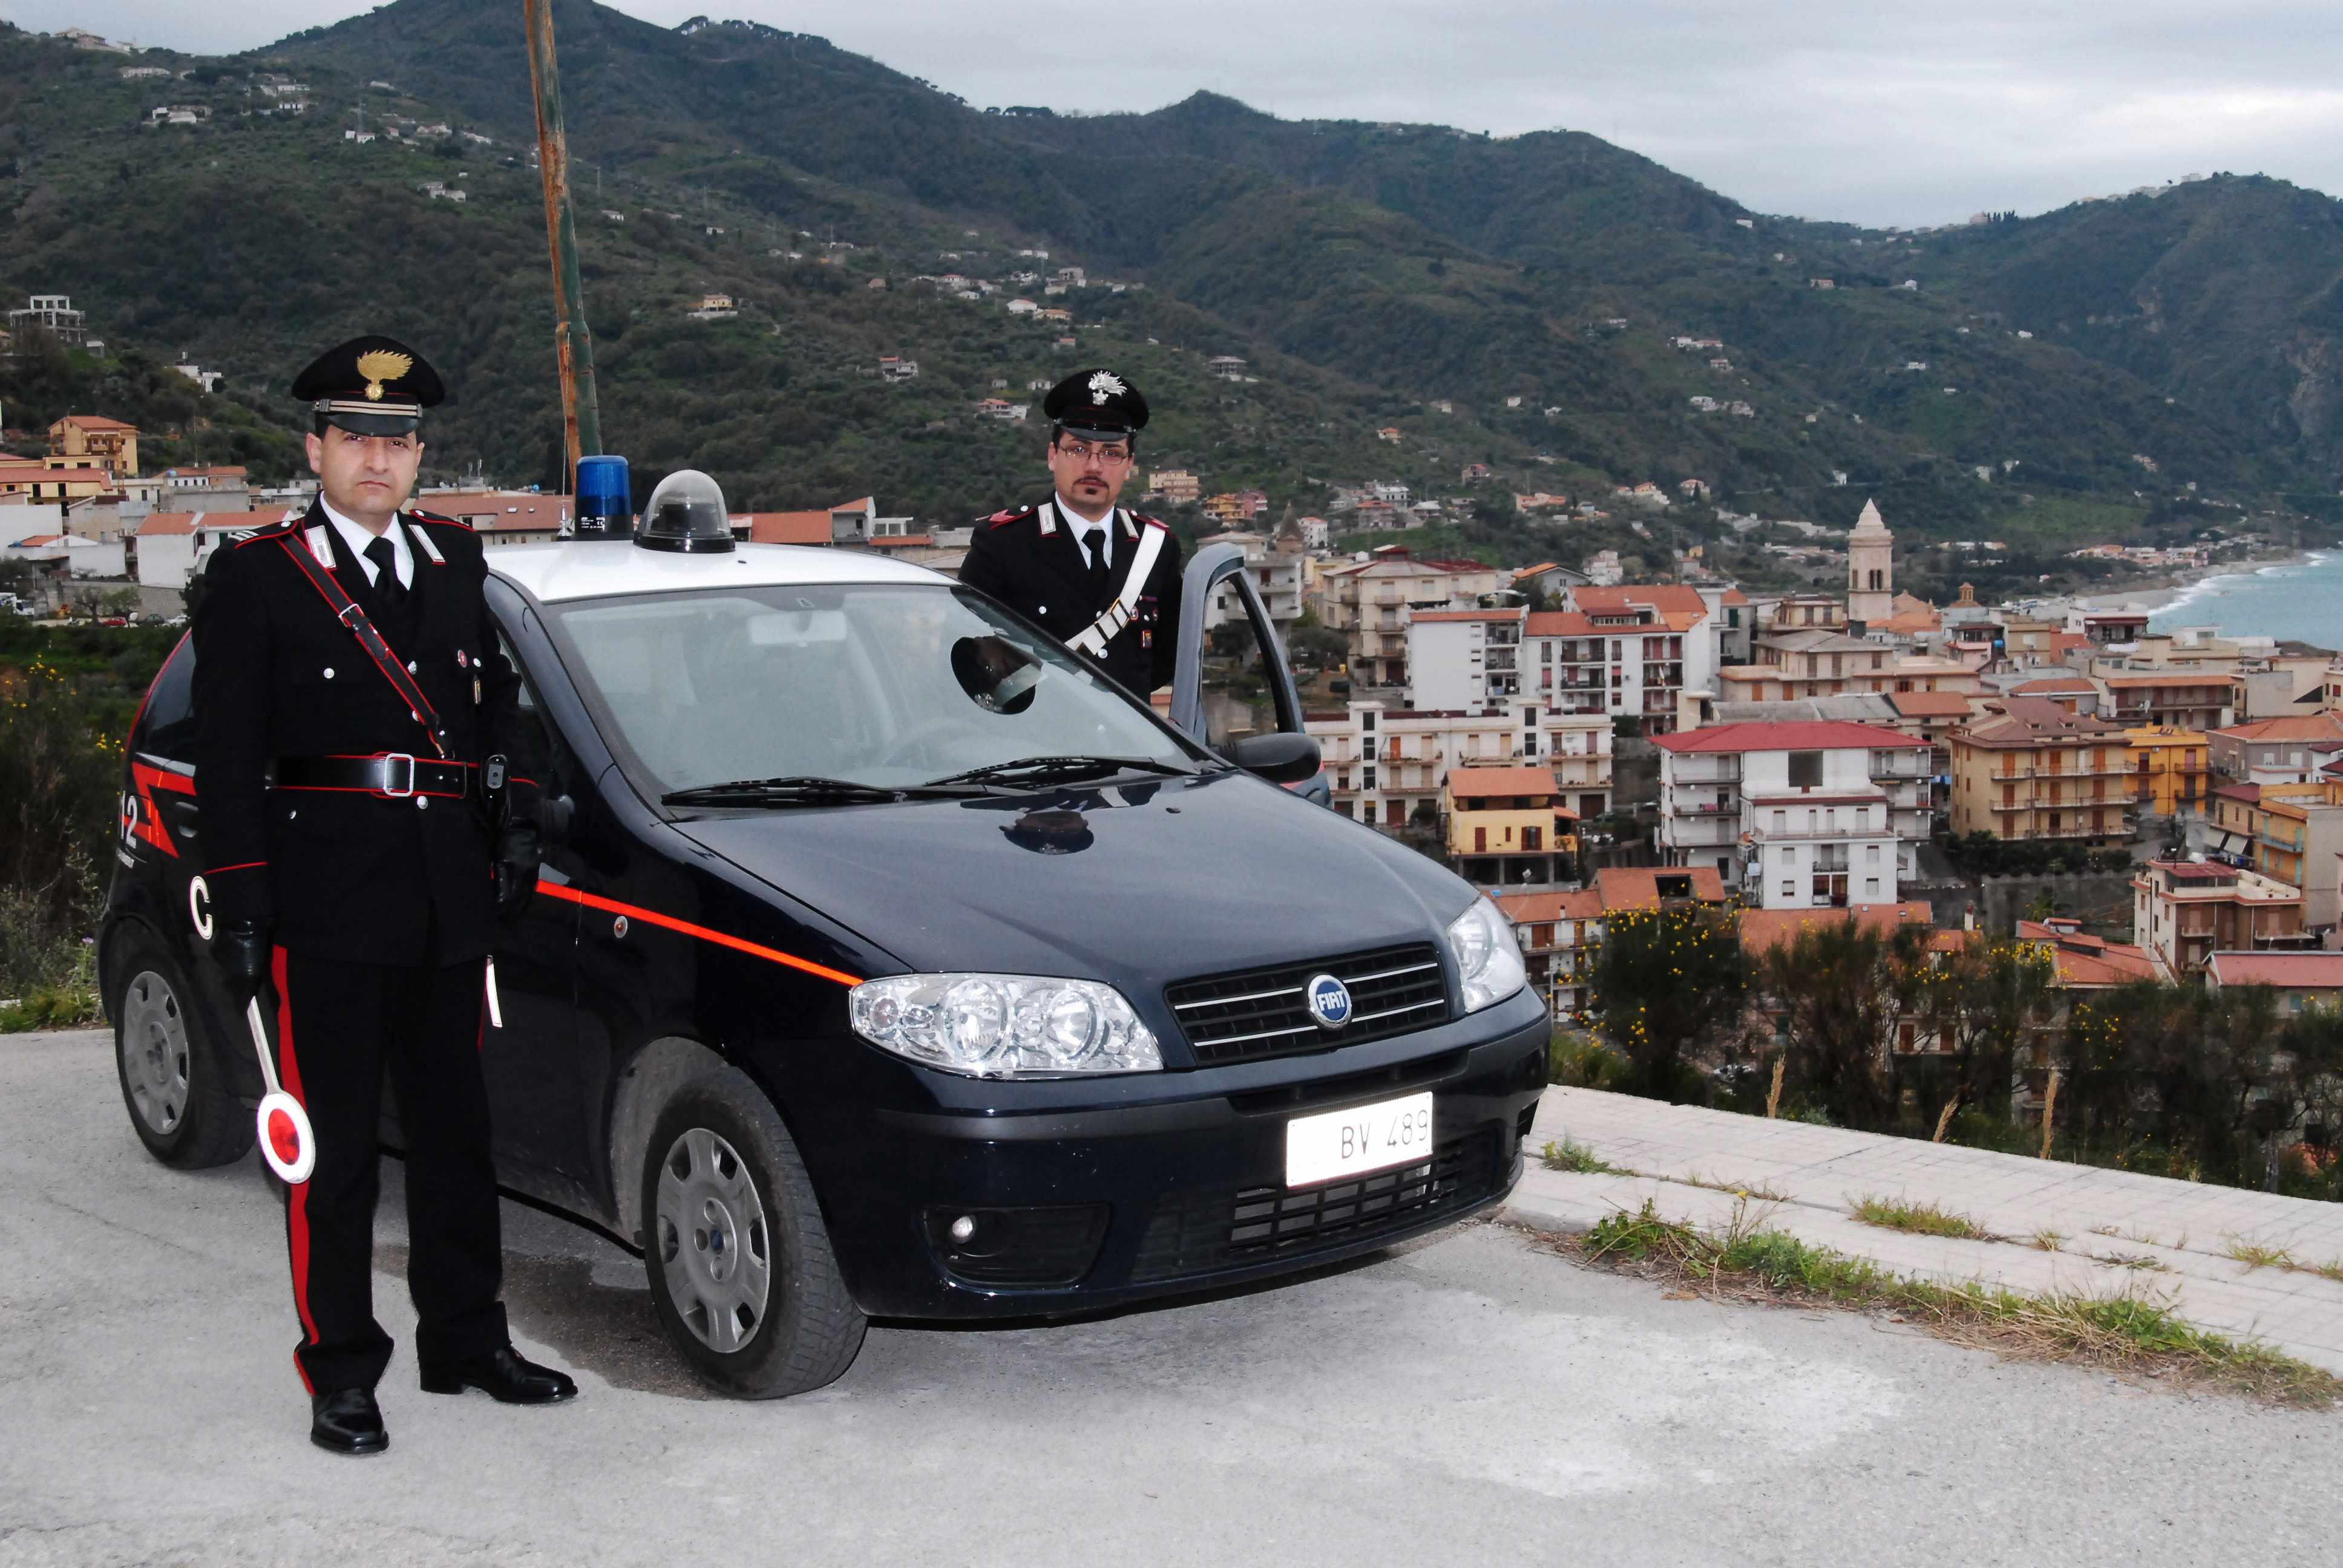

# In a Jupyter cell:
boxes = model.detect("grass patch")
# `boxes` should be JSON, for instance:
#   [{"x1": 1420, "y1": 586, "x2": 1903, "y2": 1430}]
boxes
[
  {"x1": 1561, "y1": 1200, "x2": 2340, "y2": 1409},
  {"x1": 1851, "y1": 1195, "x2": 1991, "y2": 1241},
  {"x1": 2224, "y1": 1240, "x2": 2298, "y2": 1272},
  {"x1": 2030, "y1": 1230, "x2": 2067, "y2": 1252},
  {"x1": 1541, "y1": 1137, "x2": 1633, "y2": 1177},
  {"x1": 1681, "y1": 1172, "x2": 1791, "y2": 1203},
  {"x1": 2224, "y1": 1239, "x2": 2343, "y2": 1284},
  {"x1": 2098, "y1": 1251, "x2": 2172, "y2": 1273}
]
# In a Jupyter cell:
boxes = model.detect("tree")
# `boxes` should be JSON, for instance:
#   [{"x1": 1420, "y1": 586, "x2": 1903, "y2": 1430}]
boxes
[
  {"x1": 1586, "y1": 903, "x2": 1745, "y2": 1100},
  {"x1": 1915, "y1": 935, "x2": 2057, "y2": 1122},
  {"x1": 1761, "y1": 916, "x2": 1935, "y2": 1131}
]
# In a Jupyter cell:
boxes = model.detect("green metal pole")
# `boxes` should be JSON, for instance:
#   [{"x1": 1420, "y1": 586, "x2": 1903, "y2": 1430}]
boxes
[{"x1": 524, "y1": 0, "x2": 601, "y2": 480}]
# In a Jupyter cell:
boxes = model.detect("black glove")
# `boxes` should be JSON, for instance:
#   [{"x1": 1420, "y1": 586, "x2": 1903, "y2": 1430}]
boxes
[
  {"x1": 213, "y1": 920, "x2": 270, "y2": 1007},
  {"x1": 494, "y1": 825, "x2": 542, "y2": 918}
]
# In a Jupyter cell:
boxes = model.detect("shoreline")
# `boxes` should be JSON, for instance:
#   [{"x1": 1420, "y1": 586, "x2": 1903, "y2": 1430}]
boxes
[{"x1": 2074, "y1": 548, "x2": 2315, "y2": 616}]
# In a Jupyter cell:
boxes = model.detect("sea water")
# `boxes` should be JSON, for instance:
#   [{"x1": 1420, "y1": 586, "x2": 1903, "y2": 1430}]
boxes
[{"x1": 2149, "y1": 550, "x2": 2343, "y2": 650}]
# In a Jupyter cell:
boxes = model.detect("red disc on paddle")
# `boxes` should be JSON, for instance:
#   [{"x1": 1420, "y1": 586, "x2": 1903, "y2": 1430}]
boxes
[{"x1": 267, "y1": 1108, "x2": 302, "y2": 1166}]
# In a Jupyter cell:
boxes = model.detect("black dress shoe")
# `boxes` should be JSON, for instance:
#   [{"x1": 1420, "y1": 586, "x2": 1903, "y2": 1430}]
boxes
[
  {"x1": 310, "y1": 1387, "x2": 389, "y2": 1456},
  {"x1": 418, "y1": 1345, "x2": 578, "y2": 1405}
]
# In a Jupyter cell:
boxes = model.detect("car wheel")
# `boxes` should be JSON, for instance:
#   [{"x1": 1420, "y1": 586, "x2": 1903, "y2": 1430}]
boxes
[
  {"x1": 111, "y1": 929, "x2": 252, "y2": 1169},
  {"x1": 641, "y1": 1069, "x2": 867, "y2": 1398}
]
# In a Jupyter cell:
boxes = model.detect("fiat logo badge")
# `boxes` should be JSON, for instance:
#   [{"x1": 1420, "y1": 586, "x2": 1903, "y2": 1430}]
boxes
[{"x1": 1306, "y1": 973, "x2": 1353, "y2": 1030}]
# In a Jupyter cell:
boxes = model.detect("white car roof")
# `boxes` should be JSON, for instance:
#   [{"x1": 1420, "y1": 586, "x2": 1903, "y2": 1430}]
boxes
[{"x1": 487, "y1": 541, "x2": 951, "y2": 604}]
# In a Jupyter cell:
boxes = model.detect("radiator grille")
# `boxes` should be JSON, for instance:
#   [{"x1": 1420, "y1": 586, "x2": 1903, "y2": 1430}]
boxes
[
  {"x1": 1165, "y1": 943, "x2": 1449, "y2": 1065},
  {"x1": 1129, "y1": 1132, "x2": 1493, "y2": 1283}
]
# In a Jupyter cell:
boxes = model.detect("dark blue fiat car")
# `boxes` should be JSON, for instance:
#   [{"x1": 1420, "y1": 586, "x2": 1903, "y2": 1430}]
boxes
[{"x1": 101, "y1": 528, "x2": 1547, "y2": 1397}]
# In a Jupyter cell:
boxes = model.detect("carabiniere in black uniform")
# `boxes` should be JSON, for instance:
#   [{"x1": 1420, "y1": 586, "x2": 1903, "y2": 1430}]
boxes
[
  {"x1": 959, "y1": 368, "x2": 1184, "y2": 694},
  {"x1": 191, "y1": 336, "x2": 574, "y2": 1457}
]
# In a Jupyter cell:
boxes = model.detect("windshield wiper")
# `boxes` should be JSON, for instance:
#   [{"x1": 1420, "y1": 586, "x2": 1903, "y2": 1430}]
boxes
[
  {"x1": 662, "y1": 775, "x2": 985, "y2": 808},
  {"x1": 923, "y1": 755, "x2": 1196, "y2": 788}
]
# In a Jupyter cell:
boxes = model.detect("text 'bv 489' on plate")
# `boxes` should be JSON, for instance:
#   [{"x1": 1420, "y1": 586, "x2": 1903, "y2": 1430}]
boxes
[{"x1": 1285, "y1": 1091, "x2": 1435, "y2": 1189}]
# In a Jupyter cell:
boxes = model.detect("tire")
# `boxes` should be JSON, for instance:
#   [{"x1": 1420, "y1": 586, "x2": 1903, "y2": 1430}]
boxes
[
  {"x1": 641, "y1": 1069, "x2": 867, "y2": 1398},
  {"x1": 110, "y1": 928, "x2": 253, "y2": 1170}
]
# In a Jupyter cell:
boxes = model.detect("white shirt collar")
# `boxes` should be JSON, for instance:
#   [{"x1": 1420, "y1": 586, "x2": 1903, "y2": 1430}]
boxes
[
  {"x1": 1053, "y1": 492, "x2": 1113, "y2": 566},
  {"x1": 319, "y1": 498, "x2": 410, "y2": 589}
]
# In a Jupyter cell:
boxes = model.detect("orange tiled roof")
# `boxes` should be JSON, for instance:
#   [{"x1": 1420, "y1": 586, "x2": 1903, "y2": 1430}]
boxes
[
  {"x1": 1447, "y1": 765, "x2": 1562, "y2": 800},
  {"x1": 1735, "y1": 902, "x2": 1933, "y2": 954},
  {"x1": 1594, "y1": 866, "x2": 1726, "y2": 911},
  {"x1": 1495, "y1": 889, "x2": 1604, "y2": 923}
]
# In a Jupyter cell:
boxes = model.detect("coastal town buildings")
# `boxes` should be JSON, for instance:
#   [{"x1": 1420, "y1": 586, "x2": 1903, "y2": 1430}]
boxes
[
  {"x1": 1948, "y1": 697, "x2": 2132, "y2": 846},
  {"x1": 1656, "y1": 720, "x2": 1932, "y2": 909},
  {"x1": 2131, "y1": 860, "x2": 2305, "y2": 981}
]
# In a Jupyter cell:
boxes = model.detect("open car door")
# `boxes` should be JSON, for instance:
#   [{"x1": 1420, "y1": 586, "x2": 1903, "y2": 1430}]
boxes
[{"x1": 1168, "y1": 542, "x2": 1328, "y2": 804}]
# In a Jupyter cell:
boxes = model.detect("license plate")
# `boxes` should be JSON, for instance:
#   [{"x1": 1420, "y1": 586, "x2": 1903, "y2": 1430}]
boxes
[{"x1": 1285, "y1": 1092, "x2": 1435, "y2": 1188}]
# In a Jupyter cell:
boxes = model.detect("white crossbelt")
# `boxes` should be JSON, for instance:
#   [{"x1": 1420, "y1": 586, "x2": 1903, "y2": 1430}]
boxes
[{"x1": 1069, "y1": 515, "x2": 1166, "y2": 657}]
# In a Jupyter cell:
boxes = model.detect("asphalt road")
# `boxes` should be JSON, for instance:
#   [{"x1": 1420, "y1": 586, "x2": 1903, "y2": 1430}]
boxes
[{"x1": 4, "y1": 1027, "x2": 2338, "y2": 1568}]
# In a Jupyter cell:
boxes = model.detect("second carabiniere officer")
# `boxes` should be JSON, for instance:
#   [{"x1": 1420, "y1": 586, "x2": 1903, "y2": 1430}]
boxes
[
  {"x1": 960, "y1": 368, "x2": 1183, "y2": 694},
  {"x1": 191, "y1": 336, "x2": 575, "y2": 1457}
]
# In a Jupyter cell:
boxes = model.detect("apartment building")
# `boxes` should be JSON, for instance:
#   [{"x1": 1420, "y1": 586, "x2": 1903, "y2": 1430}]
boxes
[
  {"x1": 1408, "y1": 609, "x2": 1527, "y2": 705},
  {"x1": 2101, "y1": 672, "x2": 2238, "y2": 732},
  {"x1": 1305, "y1": 700, "x2": 1613, "y2": 828},
  {"x1": 1493, "y1": 889, "x2": 1603, "y2": 1018},
  {"x1": 2131, "y1": 860, "x2": 2305, "y2": 981},
  {"x1": 1560, "y1": 584, "x2": 1727, "y2": 686},
  {"x1": 2206, "y1": 714, "x2": 2343, "y2": 785},
  {"x1": 2205, "y1": 951, "x2": 2343, "y2": 1010},
  {"x1": 2123, "y1": 727, "x2": 2210, "y2": 818},
  {"x1": 1717, "y1": 632, "x2": 1977, "y2": 705},
  {"x1": 2250, "y1": 789, "x2": 2343, "y2": 931},
  {"x1": 1314, "y1": 548, "x2": 1502, "y2": 690},
  {"x1": 1656, "y1": 720, "x2": 1932, "y2": 909},
  {"x1": 1196, "y1": 531, "x2": 1305, "y2": 627},
  {"x1": 1446, "y1": 765, "x2": 1575, "y2": 884},
  {"x1": 1948, "y1": 697, "x2": 2132, "y2": 846},
  {"x1": 1407, "y1": 587, "x2": 1719, "y2": 735}
]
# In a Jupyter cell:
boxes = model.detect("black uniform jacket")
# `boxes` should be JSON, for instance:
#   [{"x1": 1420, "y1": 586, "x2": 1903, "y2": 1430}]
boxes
[
  {"x1": 190, "y1": 501, "x2": 539, "y2": 968},
  {"x1": 958, "y1": 498, "x2": 1184, "y2": 694}
]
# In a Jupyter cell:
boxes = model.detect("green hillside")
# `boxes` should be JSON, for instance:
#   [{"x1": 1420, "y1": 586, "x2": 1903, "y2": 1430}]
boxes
[{"x1": 0, "y1": 1, "x2": 2335, "y2": 564}]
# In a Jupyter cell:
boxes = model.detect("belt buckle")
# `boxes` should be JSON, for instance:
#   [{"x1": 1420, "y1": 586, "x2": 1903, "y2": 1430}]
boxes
[{"x1": 381, "y1": 753, "x2": 417, "y2": 797}]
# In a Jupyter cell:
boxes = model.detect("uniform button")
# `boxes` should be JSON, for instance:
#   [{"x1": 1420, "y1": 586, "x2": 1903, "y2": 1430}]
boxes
[
  {"x1": 323, "y1": 668, "x2": 335, "y2": 679},
  {"x1": 416, "y1": 797, "x2": 430, "y2": 811},
  {"x1": 407, "y1": 661, "x2": 419, "y2": 673}
]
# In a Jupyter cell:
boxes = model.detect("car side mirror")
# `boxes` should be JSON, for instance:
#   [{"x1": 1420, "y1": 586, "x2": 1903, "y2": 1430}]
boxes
[
  {"x1": 539, "y1": 793, "x2": 575, "y2": 842},
  {"x1": 1228, "y1": 731, "x2": 1320, "y2": 784}
]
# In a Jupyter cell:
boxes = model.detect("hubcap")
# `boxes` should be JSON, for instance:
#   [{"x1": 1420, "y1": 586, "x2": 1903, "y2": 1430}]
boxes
[
  {"x1": 655, "y1": 1126, "x2": 772, "y2": 1354},
  {"x1": 119, "y1": 969, "x2": 190, "y2": 1136}
]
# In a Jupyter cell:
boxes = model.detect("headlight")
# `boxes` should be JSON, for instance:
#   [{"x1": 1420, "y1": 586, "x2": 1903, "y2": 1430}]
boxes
[
  {"x1": 849, "y1": 973, "x2": 1162, "y2": 1078},
  {"x1": 1446, "y1": 898, "x2": 1527, "y2": 1014}
]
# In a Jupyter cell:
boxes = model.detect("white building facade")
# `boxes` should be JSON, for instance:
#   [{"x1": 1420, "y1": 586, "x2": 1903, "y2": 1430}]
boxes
[
  {"x1": 1656, "y1": 720, "x2": 1932, "y2": 909},
  {"x1": 1306, "y1": 699, "x2": 1614, "y2": 828}
]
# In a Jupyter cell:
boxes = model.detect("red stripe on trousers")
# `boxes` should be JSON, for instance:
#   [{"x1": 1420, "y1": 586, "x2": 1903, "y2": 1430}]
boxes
[{"x1": 273, "y1": 946, "x2": 320, "y2": 1393}]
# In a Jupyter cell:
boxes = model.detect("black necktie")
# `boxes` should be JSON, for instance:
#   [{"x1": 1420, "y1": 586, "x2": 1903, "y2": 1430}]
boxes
[
  {"x1": 1083, "y1": 530, "x2": 1109, "y2": 596},
  {"x1": 364, "y1": 537, "x2": 405, "y2": 607}
]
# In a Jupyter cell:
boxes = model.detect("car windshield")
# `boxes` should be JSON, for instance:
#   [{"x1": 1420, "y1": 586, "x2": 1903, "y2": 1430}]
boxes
[{"x1": 543, "y1": 583, "x2": 1205, "y2": 799}]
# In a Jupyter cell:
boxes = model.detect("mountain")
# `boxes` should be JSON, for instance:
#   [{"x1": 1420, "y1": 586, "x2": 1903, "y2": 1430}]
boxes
[{"x1": 1, "y1": 1, "x2": 2336, "y2": 571}]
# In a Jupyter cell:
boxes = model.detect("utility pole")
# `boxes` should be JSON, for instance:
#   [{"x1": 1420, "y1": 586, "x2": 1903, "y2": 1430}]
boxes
[{"x1": 524, "y1": 0, "x2": 601, "y2": 485}]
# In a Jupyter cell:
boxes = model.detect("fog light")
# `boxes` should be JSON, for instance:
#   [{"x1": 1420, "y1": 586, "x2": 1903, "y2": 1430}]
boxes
[{"x1": 922, "y1": 1204, "x2": 1111, "y2": 1285}]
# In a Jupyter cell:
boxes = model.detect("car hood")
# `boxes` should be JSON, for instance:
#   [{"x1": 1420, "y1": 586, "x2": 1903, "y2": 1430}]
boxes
[{"x1": 672, "y1": 768, "x2": 1476, "y2": 988}]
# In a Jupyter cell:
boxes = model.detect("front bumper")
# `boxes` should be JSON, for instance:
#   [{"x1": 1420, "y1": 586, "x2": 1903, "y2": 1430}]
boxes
[{"x1": 798, "y1": 987, "x2": 1550, "y2": 1319}]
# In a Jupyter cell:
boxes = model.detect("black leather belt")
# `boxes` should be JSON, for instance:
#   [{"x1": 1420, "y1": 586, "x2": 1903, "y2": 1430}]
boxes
[{"x1": 274, "y1": 753, "x2": 479, "y2": 800}]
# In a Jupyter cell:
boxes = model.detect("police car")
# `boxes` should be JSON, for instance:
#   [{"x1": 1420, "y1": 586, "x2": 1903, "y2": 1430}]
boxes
[{"x1": 100, "y1": 480, "x2": 1548, "y2": 1398}]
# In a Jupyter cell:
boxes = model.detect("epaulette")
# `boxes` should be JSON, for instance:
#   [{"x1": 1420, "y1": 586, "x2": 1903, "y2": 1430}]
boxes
[
  {"x1": 407, "y1": 508, "x2": 473, "y2": 532},
  {"x1": 985, "y1": 505, "x2": 1035, "y2": 529},
  {"x1": 231, "y1": 519, "x2": 301, "y2": 549},
  {"x1": 1134, "y1": 512, "x2": 1168, "y2": 531}
]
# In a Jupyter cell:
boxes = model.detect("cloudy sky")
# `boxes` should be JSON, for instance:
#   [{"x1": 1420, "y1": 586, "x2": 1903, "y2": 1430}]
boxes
[{"x1": 13, "y1": 0, "x2": 2341, "y2": 227}]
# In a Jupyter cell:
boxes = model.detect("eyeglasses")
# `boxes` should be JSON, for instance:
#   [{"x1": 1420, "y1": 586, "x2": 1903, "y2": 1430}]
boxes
[{"x1": 1055, "y1": 440, "x2": 1132, "y2": 467}]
